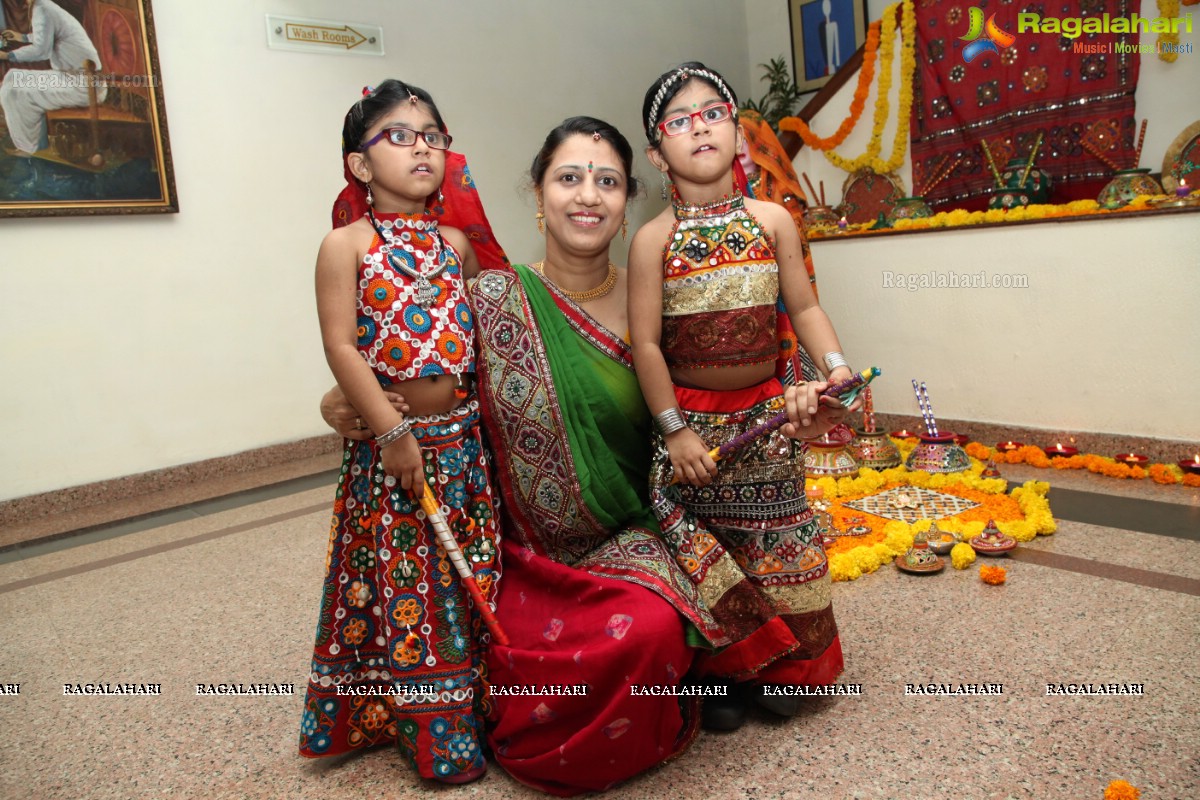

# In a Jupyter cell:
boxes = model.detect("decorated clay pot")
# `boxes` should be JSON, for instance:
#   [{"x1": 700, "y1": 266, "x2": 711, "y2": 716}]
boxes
[
  {"x1": 906, "y1": 433, "x2": 971, "y2": 474},
  {"x1": 804, "y1": 439, "x2": 859, "y2": 478},
  {"x1": 1097, "y1": 168, "x2": 1163, "y2": 209},
  {"x1": 999, "y1": 156, "x2": 1052, "y2": 203},
  {"x1": 886, "y1": 196, "x2": 934, "y2": 225},
  {"x1": 802, "y1": 204, "x2": 840, "y2": 229},
  {"x1": 853, "y1": 429, "x2": 901, "y2": 470}
]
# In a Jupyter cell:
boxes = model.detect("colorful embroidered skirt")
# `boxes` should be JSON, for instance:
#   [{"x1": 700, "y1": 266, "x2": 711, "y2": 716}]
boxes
[
  {"x1": 299, "y1": 399, "x2": 500, "y2": 781},
  {"x1": 649, "y1": 379, "x2": 842, "y2": 684}
]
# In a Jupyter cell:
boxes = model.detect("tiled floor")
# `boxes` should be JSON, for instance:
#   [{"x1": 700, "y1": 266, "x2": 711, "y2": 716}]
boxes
[{"x1": 1, "y1": 461, "x2": 1197, "y2": 799}]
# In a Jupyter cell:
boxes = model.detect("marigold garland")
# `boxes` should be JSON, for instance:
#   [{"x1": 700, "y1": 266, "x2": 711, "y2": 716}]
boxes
[
  {"x1": 965, "y1": 440, "x2": 1199, "y2": 487},
  {"x1": 979, "y1": 565, "x2": 1007, "y2": 584},
  {"x1": 1104, "y1": 780, "x2": 1140, "y2": 800},
  {"x1": 822, "y1": 0, "x2": 916, "y2": 175},
  {"x1": 806, "y1": 193, "x2": 1190, "y2": 238},
  {"x1": 778, "y1": 21, "x2": 881, "y2": 151},
  {"x1": 1157, "y1": 0, "x2": 1181, "y2": 62}
]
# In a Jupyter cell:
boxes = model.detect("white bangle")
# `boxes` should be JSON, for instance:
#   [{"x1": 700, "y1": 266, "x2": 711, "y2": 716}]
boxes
[{"x1": 823, "y1": 352, "x2": 849, "y2": 374}]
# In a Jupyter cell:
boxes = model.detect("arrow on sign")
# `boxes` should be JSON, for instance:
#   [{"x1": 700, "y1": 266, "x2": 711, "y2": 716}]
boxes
[{"x1": 284, "y1": 23, "x2": 369, "y2": 50}]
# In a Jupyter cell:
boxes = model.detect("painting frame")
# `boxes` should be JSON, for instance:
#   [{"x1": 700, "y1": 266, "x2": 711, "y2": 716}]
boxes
[
  {"x1": 789, "y1": 0, "x2": 868, "y2": 94},
  {"x1": 0, "y1": 0, "x2": 177, "y2": 218}
]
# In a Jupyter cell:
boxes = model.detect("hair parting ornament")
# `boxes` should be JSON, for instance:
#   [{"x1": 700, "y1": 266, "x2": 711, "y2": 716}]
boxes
[{"x1": 644, "y1": 64, "x2": 737, "y2": 143}]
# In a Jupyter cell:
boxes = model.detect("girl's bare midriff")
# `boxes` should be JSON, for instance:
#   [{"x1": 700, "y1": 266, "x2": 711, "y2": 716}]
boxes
[
  {"x1": 381, "y1": 374, "x2": 473, "y2": 416},
  {"x1": 669, "y1": 361, "x2": 775, "y2": 392}
]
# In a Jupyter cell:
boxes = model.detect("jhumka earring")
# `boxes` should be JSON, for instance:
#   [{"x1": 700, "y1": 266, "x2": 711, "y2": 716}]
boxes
[
  {"x1": 622, "y1": 217, "x2": 628, "y2": 241},
  {"x1": 660, "y1": 173, "x2": 669, "y2": 201},
  {"x1": 535, "y1": 208, "x2": 545, "y2": 235}
]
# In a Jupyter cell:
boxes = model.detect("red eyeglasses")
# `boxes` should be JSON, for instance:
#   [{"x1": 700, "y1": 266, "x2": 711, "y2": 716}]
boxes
[
  {"x1": 359, "y1": 126, "x2": 453, "y2": 152},
  {"x1": 658, "y1": 102, "x2": 735, "y2": 138}
]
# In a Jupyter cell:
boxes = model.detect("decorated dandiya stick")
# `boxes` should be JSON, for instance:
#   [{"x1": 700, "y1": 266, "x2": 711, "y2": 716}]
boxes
[
  {"x1": 417, "y1": 481, "x2": 509, "y2": 645},
  {"x1": 862, "y1": 385, "x2": 876, "y2": 433},
  {"x1": 911, "y1": 379, "x2": 929, "y2": 433},
  {"x1": 1019, "y1": 132, "x2": 1043, "y2": 189},
  {"x1": 920, "y1": 381, "x2": 939, "y2": 436},
  {"x1": 1082, "y1": 140, "x2": 1124, "y2": 174},
  {"x1": 924, "y1": 157, "x2": 961, "y2": 195},
  {"x1": 669, "y1": 369, "x2": 882, "y2": 485},
  {"x1": 802, "y1": 172, "x2": 820, "y2": 204},
  {"x1": 1133, "y1": 119, "x2": 1147, "y2": 169},
  {"x1": 980, "y1": 139, "x2": 1003, "y2": 187}
]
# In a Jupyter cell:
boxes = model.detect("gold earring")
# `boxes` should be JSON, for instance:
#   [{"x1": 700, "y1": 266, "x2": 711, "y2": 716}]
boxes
[
  {"x1": 535, "y1": 209, "x2": 545, "y2": 235},
  {"x1": 622, "y1": 217, "x2": 628, "y2": 241}
]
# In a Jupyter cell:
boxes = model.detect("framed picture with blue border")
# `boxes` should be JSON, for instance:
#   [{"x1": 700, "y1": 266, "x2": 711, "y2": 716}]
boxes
[{"x1": 789, "y1": 0, "x2": 868, "y2": 93}]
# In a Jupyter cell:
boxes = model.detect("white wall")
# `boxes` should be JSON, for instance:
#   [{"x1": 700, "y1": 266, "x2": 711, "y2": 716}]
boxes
[
  {"x1": 0, "y1": 0, "x2": 749, "y2": 501},
  {"x1": 812, "y1": 215, "x2": 1200, "y2": 441}
]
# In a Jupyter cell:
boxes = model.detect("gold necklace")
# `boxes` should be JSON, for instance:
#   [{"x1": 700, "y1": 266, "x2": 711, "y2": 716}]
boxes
[{"x1": 533, "y1": 260, "x2": 617, "y2": 302}]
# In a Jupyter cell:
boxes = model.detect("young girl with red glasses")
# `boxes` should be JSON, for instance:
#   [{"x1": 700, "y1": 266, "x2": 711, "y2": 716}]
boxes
[
  {"x1": 628, "y1": 62, "x2": 856, "y2": 728},
  {"x1": 299, "y1": 80, "x2": 498, "y2": 784}
]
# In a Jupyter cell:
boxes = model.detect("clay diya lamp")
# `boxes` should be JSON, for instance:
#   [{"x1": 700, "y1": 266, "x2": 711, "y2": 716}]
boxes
[{"x1": 980, "y1": 459, "x2": 1002, "y2": 478}]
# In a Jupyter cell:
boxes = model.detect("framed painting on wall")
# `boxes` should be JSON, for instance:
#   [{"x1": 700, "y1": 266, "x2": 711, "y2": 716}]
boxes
[
  {"x1": 0, "y1": 0, "x2": 177, "y2": 217},
  {"x1": 789, "y1": 0, "x2": 868, "y2": 93}
]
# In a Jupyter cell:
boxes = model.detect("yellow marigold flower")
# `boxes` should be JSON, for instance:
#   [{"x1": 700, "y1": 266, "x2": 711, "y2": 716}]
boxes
[
  {"x1": 951, "y1": 543, "x2": 976, "y2": 569},
  {"x1": 1104, "y1": 779, "x2": 1140, "y2": 800},
  {"x1": 979, "y1": 565, "x2": 1007, "y2": 584}
]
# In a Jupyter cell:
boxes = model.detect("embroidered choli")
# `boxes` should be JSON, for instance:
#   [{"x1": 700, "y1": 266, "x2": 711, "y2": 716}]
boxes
[
  {"x1": 356, "y1": 211, "x2": 475, "y2": 382},
  {"x1": 660, "y1": 192, "x2": 777, "y2": 370}
]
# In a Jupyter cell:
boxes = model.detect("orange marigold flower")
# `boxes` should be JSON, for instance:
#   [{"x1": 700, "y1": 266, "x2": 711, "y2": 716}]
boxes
[
  {"x1": 1104, "y1": 779, "x2": 1140, "y2": 800},
  {"x1": 1183, "y1": 474, "x2": 1200, "y2": 488},
  {"x1": 965, "y1": 442, "x2": 992, "y2": 460},
  {"x1": 1149, "y1": 464, "x2": 1180, "y2": 485},
  {"x1": 979, "y1": 565, "x2": 1007, "y2": 585}
]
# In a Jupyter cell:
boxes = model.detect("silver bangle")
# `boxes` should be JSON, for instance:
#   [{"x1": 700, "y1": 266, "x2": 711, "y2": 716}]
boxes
[
  {"x1": 823, "y1": 351, "x2": 849, "y2": 374},
  {"x1": 376, "y1": 420, "x2": 412, "y2": 448},
  {"x1": 654, "y1": 407, "x2": 688, "y2": 437}
]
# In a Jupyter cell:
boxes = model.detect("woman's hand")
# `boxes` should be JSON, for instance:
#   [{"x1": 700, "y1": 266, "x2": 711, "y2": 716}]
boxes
[
  {"x1": 320, "y1": 386, "x2": 409, "y2": 440},
  {"x1": 381, "y1": 434, "x2": 425, "y2": 492},
  {"x1": 665, "y1": 427, "x2": 718, "y2": 486}
]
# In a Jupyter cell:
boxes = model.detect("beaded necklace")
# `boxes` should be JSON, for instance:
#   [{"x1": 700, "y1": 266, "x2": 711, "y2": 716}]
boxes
[
  {"x1": 367, "y1": 208, "x2": 448, "y2": 308},
  {"x1": 670, "y1": 185, "x2": 745, "y2": 220}
]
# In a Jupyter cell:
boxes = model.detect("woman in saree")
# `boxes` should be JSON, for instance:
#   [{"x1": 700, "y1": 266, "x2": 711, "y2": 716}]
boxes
[{"x1": 323, "y1": 117, "x2": 717, "y2": 795}]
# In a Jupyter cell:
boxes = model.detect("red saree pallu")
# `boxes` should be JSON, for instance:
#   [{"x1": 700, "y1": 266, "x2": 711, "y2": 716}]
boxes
[
  {"x1": 298, "y1": 401, "x2": 499, "y2": 781},
  {"x1": 472, "y1": 268, "x2": 705, "y2": 795},
  {"x1": 649, "y1": 378, "x2": 843, "y2": 686},
  {"x1": 911, "y1": 0, "x2": 1140, "y2": 210}
]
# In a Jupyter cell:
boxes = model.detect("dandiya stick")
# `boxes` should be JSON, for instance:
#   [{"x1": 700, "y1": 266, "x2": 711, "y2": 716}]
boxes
[
  {"x1": 1081, "y1": 140, "x2": 1124, "y2": 173},
  {"x1": 802, "y1": 172, "x2": 820, "y2": 204},
  {"x1": 1133, "y1": 119, "x2": 1147, "y2": 169},
  {"x1": 924, "y1": 157, "x2": 961, "y2": 195},
  {"x1": 417, "y1": 482, "x2": 509, "y2": 645},
  {"x1": 919, "y1": 381, "x2": 939, "y2": 436},
  {"x1": 1019, "y1": 132, "x2": 1043, "y2": 189},
  {"x1": 980, "y1": 139, "x2": 1003, "y2": 187},
  {"x1": 912, "y1": 379, "x2": 932, "y2": 434},
  {"x1": 819, "y1": 179, "x2": 826, "y2": 205},
  {"x1": 670, "y1": 368, "x2": 881, "y2": 485}
]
